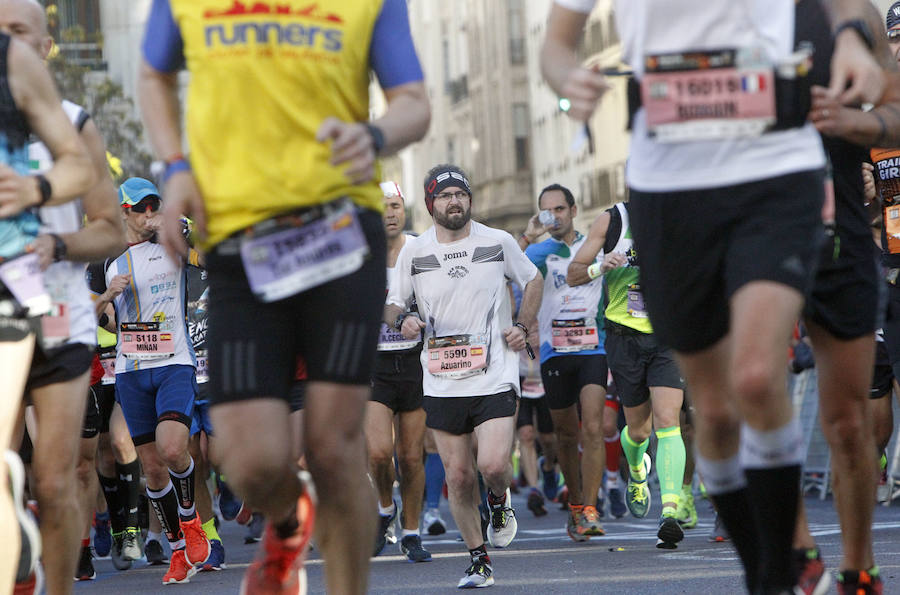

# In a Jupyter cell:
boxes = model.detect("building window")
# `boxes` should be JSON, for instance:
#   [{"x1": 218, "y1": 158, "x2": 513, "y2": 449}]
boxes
[
  {"x1": 509, "y1": 0, "x2": 525, "y2": 65},
  {"x1": 512, "y1": 103, "x2": 530, "y2": 171},
  {"x1": 442, "y1": 39, "x2": 450, "y2": 92}
]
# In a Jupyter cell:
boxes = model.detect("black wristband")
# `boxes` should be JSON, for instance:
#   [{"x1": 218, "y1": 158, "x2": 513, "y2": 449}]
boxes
[
  {"x1": 49, "y1": 233, "x2": 67, "y2": 262},
  {"x1": 365, "y1": 123, "x2": 386, "y2": 155},
  {"x1": 514, "y1": 322, "x2": 528, "y2": 336},
  {"x1": 834, "y1": 19, "x2": 875, "y2": 50},
  {"x1": 35, "y1": 174, "x2": 52, "y2": 206},
  {"x1": 98, "y1": 312, "x2": 109, "y2": 328}
]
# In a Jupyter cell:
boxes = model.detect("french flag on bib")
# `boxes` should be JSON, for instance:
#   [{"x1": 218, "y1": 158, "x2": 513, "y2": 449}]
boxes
[{"x1": 741, "y1": 73, "x2": 767, "y2": 93}]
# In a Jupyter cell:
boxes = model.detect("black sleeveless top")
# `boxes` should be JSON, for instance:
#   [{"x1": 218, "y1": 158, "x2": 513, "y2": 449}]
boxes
[{"x1": 795, "y1": 0, "x2": 873, "y2": 250}]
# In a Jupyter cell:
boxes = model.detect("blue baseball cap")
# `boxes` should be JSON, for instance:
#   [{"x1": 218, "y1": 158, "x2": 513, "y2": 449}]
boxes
[{"x1": 118, "y1": 177, "x2": 160, "y2": 207}]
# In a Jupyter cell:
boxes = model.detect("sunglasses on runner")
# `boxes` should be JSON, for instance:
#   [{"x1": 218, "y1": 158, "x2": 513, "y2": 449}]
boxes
[{"x1": 127, "y1": 197, "x2": 161, "y2": 214}]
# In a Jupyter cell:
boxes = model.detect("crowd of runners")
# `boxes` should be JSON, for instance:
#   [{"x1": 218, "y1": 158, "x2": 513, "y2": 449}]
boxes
[{"x1": 2, "y1": 0, "x2": 900, "y2": 594}]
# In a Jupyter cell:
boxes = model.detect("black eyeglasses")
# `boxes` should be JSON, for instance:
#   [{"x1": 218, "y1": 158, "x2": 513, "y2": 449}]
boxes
[
  {"x1": 129, "y1": 197, "x2": 161, "y2": 213},
  {"x1": 890, "y1": 29, "x2": 900, "y2": 41},
  {"x1": 434, "y1": 191, "x2": 470, "y2": 201}
]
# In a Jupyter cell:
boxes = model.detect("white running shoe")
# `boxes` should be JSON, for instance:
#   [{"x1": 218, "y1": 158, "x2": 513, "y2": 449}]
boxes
[
  {"x1": 485, "y1": 488, "x2": 517, "y2": 548},
  {"x1": 6, "y1": 450, "x2": 40, "y2": 581},
  {"x1": 457, "y1": 559, "x2": 493, "y2": 588}
]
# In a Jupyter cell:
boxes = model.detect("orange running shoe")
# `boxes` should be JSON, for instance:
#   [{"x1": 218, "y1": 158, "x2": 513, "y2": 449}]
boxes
[
  {"x1": 566, "y1": 504, "x2": 588, "y2": 542},
  {"x1": 163, "y1": 549, "x2": 197, "y2": 585},
  {"x1": 240, "y1": 471, "x2": 317, "y2": 595},
  {"x1": 579, "y1": 505, "x2": 606, "y2": 536},
  {"x1": 181, "y1": 516, "x2": 211, "y2": 566}
]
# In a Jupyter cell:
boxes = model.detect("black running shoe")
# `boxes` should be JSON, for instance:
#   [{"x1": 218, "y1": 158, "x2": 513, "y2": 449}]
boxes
[
  {"x1": 656, "y1": 515, "x2": 684, "y2": 549},
  {"x1": 708, "y1": 512, "x2": 730, "y2": 543},
  {"x1": 372, "y1": 503, "x2": 397, "y2": 557},
  {"x1": 75, "y1": 546, "x2": 96, "y2": 581},
  {"x1": 144, "y1": 538, "x2": 168, "y2": 566},
  {"x1": 400, "y1": 534, "x2": 432, "y2": 563},
  {"x1": 527, "y1": 488, "x2": 547, "y2": 517}
]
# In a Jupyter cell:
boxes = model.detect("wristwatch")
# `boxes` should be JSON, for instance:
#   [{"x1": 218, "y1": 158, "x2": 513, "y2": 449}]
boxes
[
  {"x1": 49, "y1": 233, "x2": 67, "y2": 262},
  {"x1": 834, "y1": 19, "x2": 875, "y2": 50},
  {"x1": 34, "y1": 174, "x2": 52, "y2": 206},
  {"x1": 394, "y1": 312, "x2": 411, "y2": 331},
  {"x1": 365, "y1": 123, "x2": 386, "y2": 155}
]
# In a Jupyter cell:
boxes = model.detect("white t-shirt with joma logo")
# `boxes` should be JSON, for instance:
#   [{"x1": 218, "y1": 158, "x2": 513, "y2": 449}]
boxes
[{"x1": 387, "y1": 221, "x2": 539, "y2": 398}]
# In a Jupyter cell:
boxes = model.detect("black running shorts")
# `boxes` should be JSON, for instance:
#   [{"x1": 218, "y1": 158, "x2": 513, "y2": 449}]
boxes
[
  {"x1": 516, "y1": 395, "x2": 554, "y2": 433},
  {"x1": 26, "y1": 342, "x2": 94, "y2": 392},
  {"x1": 605, "y1": 324, "x2": 684, "y2": 409},
  {"x1": 371, "y1": 349, "x2": 424, "y2": 413},
  {"x1": 205, "y1": 206, "x2": 386, "y2": 404},
  {"x1": 83, "y1": 381, "x2": 116, "y2": 437},
  {"x1": 423, "y1": 390, "x2": 518, "y2": 436},
  {"x1": 871, "y1": 340, "x2": 894, "y2": 399},
  {"x1": 539, "y1": 354, "x2": 608, "y2": 410},
  {"x1": 804, "y1": 226, "x2": 879, "y2": 340},
  {"x1": 629, "y1": 169, "x2": 825, "y2": 353},
  {"x1": 882, "y1": 282, "x2": 900, "y2": 382}
]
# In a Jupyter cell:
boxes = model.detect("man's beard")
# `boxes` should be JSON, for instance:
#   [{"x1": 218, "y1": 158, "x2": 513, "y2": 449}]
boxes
[{"x1": 434, "y1": 204, "x2": 471, "y2": 230}]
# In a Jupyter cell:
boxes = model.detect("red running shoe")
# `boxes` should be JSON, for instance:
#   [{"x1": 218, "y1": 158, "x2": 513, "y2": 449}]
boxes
[
  {"x1": 793, "y1": 548, "x2": 830, "y2": 595},
  {"x1": 240, "y1": 471, "x2": 317, "y2": 595},
  {"x1": 181, "y1": 516, "x2": 211, "y2": 566}
]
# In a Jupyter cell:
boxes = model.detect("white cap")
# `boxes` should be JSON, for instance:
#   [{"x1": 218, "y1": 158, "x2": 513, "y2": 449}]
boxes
[{"x1": 380, "y1": 181, "x2": 404, "y2": 199}]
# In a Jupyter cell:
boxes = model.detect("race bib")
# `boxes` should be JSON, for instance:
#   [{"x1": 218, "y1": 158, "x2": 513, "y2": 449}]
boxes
[
  {"x1": 241, "y1": 200, "x2": 369, "y2": 303},
  {"x1": 40, "y1": 302, "x2": 71, "y2": 348},
  {"x1": 627, "y1": 283, "x2": 648, "y2": 318},
  {"x1": 377, "y1": 323, "x2": 420, "y2": 352},
  {"x1": 427, "y1": 334, "x2": 488, "y2": 379},
  {"x1": 196, "y1": 349, "x2": 209, "y2": 384},
  {"x1": 99, "y1": 352, "x2": 116, "y2": 385},
  {"x1": 0, "y1": 252, "x2": 51, "y2": 316},
  {"x1": 642, "y1": 48, "x2": 776, "y2": 142},
  {"x1": 551, "y1": 319, "x2": 599, "y2": 353},
  {"x1": 120, "y1": 321, "x2": 175, "y2": 360},
  {"x1": 521, "y1": 378, "x2": 544, "y2": 399}
]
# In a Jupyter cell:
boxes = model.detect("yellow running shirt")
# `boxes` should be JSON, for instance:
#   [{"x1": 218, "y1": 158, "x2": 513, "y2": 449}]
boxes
[{"x1": 142, "y1": 0, "x2": 424, "y2": 248}]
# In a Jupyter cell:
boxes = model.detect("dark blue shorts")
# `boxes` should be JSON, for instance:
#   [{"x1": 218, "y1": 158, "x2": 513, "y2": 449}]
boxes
[
  {"x1": 115, "y1": 365, "x2": 198, "y2": 445},
  {"x1": 193, "y1": 396, "x2": 214, "y2": 435}
]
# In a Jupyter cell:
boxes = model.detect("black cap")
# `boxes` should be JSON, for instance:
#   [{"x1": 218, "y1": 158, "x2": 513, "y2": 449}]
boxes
[{"x1": 887, "y1": 1, "x2": 900, "y2": 31}]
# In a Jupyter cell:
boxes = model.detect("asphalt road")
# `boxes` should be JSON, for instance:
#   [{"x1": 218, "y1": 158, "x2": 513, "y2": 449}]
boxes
[{"x1": 73, "y1": 490, "x2": 900, "y2": 594}]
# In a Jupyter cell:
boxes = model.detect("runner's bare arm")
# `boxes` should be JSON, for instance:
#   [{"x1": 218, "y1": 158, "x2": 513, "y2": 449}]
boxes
[
  {"x1": 384, "y1": 303, "x2": 425, "y2": 341},
  {"x1": 540, "y1": 3, "x2": 608, "y2": 122},
  {"x1": 812, "y1": 0, "x2": 900, "y2": 146},
  {"x1": 516, "y1": 272, "x2": 543, "y2": 337},
  {"x1": 6, "y1": 37, "x2": 94, "y2": 209},
  {"x1": 138, "y1": 60, "x2": 206, "y2": 260},
  {"x1": 567, "y1": 212, "x2": 610, "y2": 287},
  {"x1": 137, "y1": 61, "x2": 182, "y2": 175},
  {"x1": 317, "y1": 82, "x2": 430, "y2": 184},
  {"x1": 28, "y1": 118, "x2": 126, "y2": 267},
  {"x1": 384, "y1": 303, "x2": 405, "y2": 329},
  {"x1": 828, "y1": 0, "x2": 886, "y2": 104},
  {"x1": 375, "y1": 82, "x2": 430, "y2": 157}
]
